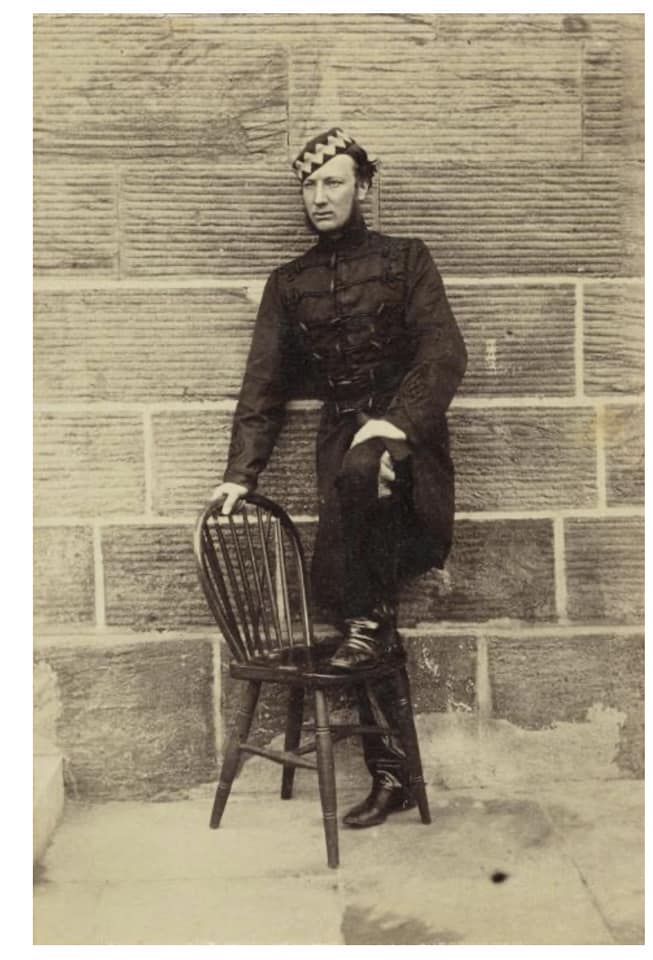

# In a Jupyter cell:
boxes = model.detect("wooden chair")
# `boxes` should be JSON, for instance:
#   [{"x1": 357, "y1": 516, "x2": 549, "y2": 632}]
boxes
[{"x1": 194, "y1": 492, "x2": 430, "y2": 868}]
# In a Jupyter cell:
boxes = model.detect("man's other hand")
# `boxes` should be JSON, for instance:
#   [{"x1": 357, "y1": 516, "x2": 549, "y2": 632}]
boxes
[
  {"x1": 211, "y1": 482, "x2": 248, "y2": 515},
  {"x1": 378, "y1": 450, "x2": 396, "y2": 498}
]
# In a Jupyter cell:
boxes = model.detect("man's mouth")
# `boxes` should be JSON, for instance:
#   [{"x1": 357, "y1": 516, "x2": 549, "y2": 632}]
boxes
[{"x1": 313, "y1": 211, "x2": 333, "y2": 218}]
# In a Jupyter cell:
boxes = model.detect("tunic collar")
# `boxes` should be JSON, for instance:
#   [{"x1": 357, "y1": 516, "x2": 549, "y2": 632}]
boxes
[{"x1": 315, "y1": 209, "x2": 369, "y2": 253}]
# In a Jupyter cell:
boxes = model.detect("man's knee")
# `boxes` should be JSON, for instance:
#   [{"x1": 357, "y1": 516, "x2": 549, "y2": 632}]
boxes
[{"x1": 337, "y1": 439, "x2": 384, "y2": 496}]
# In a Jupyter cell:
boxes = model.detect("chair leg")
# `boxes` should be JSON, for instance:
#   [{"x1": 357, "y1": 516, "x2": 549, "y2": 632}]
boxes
[
  {"x1": 210, "y1": 680, "x2": 261, "y2": 829},
  {"x1": 313, "y1": 688, "x2": 339, "y2": 868},
  {"x1": 393, "y1": 667, "x2": 431, "y2": 825},
  {"x1": 281, "y1": 685, "x2": 305, "y2": 799}
]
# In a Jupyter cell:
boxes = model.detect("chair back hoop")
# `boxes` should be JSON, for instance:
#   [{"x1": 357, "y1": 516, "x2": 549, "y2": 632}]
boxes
[{"x1": 194, "y1": 492, "x2": 314, "y2": 662}]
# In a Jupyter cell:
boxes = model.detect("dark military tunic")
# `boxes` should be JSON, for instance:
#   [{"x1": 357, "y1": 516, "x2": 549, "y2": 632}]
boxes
[{"x1": 223, "y1": 214, "x2": 467, "y2": 617}]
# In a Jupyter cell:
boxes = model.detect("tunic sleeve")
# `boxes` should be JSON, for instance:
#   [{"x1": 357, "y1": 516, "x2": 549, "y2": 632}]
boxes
[
  {"x1": 222, "y1": 270, "x2": 293, "y2": 489},
  {"x1": 384, "y1": 239, "x2": 467, "y2": 445}
]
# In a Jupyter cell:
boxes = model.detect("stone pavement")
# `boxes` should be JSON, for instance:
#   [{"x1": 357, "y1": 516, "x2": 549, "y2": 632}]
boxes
[{"x1": 34, "y1": 756, "x2": 643, "y2": 946}]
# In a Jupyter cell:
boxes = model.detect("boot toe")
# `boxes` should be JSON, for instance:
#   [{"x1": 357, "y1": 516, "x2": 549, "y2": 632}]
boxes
[
  {"x1": 342, "y1": 787, "x2": 379, "y2": 824},
  {"x1": 328, "y1": 639, "x2": 380, "y2": 671},
  {"x1": 329, "y1": 648, "x2": 378, "y2": 671},
  {"x1": 342, "y1": 785, "x2": 416, "y2": 828}
]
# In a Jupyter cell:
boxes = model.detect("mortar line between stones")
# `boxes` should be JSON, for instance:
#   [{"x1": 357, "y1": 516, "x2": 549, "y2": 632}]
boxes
[
  {"x1": 211, "y1": 638, "x2": 222, "y2": 766},
  {"x1": 33, "y1": 395, "x2": 645, "y2": 414},
  {"x1": 285, "y1": 38, "x2": 293, "y2": 159},
  {"x1": 378, "y1": 155, "x2": 383, "y2": 233},
  {"x1": 34, "y1": 278, "x2": 257, "y2": 292},
  {"x1": 553, "y1": 515, "x2": 568, "y2": 622},
  {"x1": 595, "y1": 404, "x2": 608, "y2": 511},
  {"x1": 32, "y1": 275, "x2": 646, "y2": 292},
  {"x1": 574, "y1": 279, "x2": 585, "y2": 398},
  {"x1": 444, "y1": 275, "x2": 644, "y2": 286},
  {"x1": 33, "y1": 504, "x2": 645, "y2": 528},
  {"x1": 34, "y1": 621, "x2": 644, "y2": 651},
  {"x1": 143, "y1": 409, "x2": 154, "y2": 517},
  {"x1": 453, "y1": 396, "x2": 637, "y2": 409},
  {"x1": 92, "y1": 524, "x2": 106, "y2": 629},
  {"x1": 475, "y1": 634, "x2": 492, "y2": 722},
  {"x1": 580, "y1": 37, "x2": 585, "y2": 163},
  {"x1": 114, "y1": 164, "x2": 124, "y2": 280}
]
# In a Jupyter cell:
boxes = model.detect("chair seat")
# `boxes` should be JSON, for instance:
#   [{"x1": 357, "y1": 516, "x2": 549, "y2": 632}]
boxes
[{"x1": 230, "y1": 640, "x2": 407, "y2": 687}]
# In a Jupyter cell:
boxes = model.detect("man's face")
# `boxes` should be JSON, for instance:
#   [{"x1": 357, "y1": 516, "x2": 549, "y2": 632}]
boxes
[{"x1": 301, "y1": 153, "x2": 369, "y2": 234}]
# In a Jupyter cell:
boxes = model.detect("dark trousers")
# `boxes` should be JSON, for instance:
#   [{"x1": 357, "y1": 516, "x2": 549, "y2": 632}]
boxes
[
  {"x1": 334, "y1": 436, "x2": 411, "y2": 789},
  {"x1": 311, "y1": 415, "x2": 416, "y2": 790},
  {"x1": 354, "y1": 676, "x2": 411, "y2": 789},
  {"x1": 335, "y1": 437, "x2": 404, "y2": 619}
]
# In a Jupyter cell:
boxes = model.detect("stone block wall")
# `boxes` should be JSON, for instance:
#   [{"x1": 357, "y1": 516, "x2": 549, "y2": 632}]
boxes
[{"x1": 34, "y1": 14, "x2": 644, "y2": 799}]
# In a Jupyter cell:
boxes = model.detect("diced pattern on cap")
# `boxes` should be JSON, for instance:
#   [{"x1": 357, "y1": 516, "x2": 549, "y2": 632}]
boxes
[{"x1": 292, "y1": 127, "x2": 357, "y2": 181}]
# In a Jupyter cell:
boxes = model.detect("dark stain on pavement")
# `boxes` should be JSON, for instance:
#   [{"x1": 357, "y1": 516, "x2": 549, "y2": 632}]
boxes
[
  {"x1": 429, "y1": 796, "x2": 553, "y2": 849},
  {"x1": 482, "y1": 798, "x2": 553, "y2": 848},
  {"x1": 342, "y1": 905, "x2": 463, "y2": 945}
]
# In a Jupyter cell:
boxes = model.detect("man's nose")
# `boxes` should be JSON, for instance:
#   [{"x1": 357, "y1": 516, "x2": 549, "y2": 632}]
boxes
[{"x1": 314, "y1": 182, "x2": 327, "y2": 204}]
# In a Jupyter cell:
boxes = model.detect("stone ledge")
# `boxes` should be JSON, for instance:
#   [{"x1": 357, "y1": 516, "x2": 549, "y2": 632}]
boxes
[
  {"x1": 34, "y1": 625, "x2": 221, "y2": 651},
  {"x1": 34, "y1": 744, "x2": 64, "y2": 863}
]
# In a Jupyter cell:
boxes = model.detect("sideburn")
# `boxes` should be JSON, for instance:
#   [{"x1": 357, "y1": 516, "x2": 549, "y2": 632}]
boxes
[{"x1": 302, "y1": 196, "x2": 366, "y2": 237}]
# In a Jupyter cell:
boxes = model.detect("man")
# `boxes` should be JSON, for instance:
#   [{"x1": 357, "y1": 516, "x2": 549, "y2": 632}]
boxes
[{"x1": 212, "y1": 127, "x2": 467, "y2": 828}]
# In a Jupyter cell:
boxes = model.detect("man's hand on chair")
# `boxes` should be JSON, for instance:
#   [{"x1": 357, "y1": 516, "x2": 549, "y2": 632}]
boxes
[{"x1": 211, "y1": 482, "x2": 248, "y2": 516}]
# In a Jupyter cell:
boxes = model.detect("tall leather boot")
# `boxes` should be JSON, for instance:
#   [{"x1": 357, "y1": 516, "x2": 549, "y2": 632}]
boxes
[
  {"x1": 342, "y1": 670, "x2": 415, "y2": 828},
  {"x1": 343, "y1": 776, "x2": 415, "y2": 828}
]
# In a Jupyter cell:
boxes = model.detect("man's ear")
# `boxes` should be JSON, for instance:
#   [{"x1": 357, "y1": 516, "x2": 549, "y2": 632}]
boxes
[{"x1": 356, "y1": 179, "x2": 370, "y2": 202}]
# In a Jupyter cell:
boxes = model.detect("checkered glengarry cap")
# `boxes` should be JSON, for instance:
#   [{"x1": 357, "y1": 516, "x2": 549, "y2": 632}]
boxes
[{"x1": 292, "y1": 127, "x2": 358, "y2": 182}]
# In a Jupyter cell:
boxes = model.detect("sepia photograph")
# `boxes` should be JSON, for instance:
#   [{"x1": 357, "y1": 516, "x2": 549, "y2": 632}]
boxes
[{"x1": 32, "y1": 3, "x2": 644, "y2": 947}]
